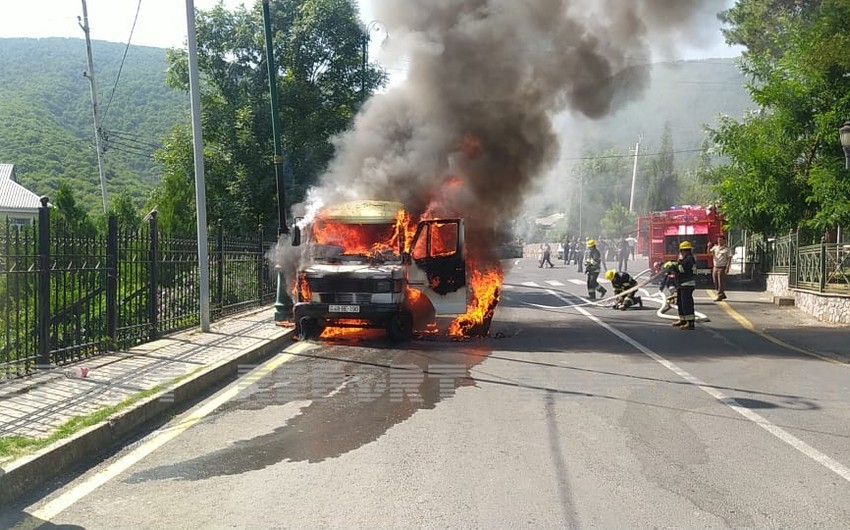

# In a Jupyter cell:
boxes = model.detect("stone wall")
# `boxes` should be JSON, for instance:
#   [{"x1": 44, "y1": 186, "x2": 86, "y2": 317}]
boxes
[
  {"x1": 795, "y1": 290, "x2": 850, "y2": 325},
  {"x1": 765, "y1": 273, "x2": 850, "y2": 324},
  {"x1": 765, "y1": 273, "x2": 793, "y2": 297}
]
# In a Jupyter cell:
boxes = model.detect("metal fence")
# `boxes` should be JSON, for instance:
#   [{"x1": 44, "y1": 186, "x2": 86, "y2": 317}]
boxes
[
  {"x1": 762, "y1": 230, "x2": 850, "y2": 295},
  {"x1": 1, "y1": 201, "x2": 277, "y2": 378}
]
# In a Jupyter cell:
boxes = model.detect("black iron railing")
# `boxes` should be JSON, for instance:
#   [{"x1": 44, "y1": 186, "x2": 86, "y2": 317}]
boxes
[{"x1": 1, "y1": 201, "x2": 278, "y2": 378}]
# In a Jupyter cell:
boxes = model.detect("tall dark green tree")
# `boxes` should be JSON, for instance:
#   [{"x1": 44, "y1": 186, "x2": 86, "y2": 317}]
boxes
[
  {"x1": 644, "y1": 122, "x2": 677, "y2": 213},
  {"x1": 52, "y1": 182, "x2": 97, "y2": 237},
  {"x1": 711, "y1": 0, "x2": 850, "y2": 234},
  {"x1": 157, "y1": 0, "x2": 386, "y2": 236}
]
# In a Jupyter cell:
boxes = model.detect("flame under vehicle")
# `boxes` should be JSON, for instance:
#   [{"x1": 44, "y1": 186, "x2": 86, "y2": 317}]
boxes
[
  {"x1": 291, "y1": 200, "x2": 480, "y2": 341},
  {"x1": 637, "y1": 205, "x2": 725, "y2": 277}
]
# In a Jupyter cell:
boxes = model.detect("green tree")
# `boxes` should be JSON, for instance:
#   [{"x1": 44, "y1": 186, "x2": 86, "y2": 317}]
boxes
[
  {"x1": 678, "y1": 136, "x2": 717, "y2": 205},
  {"x1": 148, "y1": 125, "x2": 197, "y2": 237},
  {"x1": 711, "y1": 0, "x2": 850, "y2": 233},
  {"x1": 599, "y1": 201, "x2": 635, "y2": 239},
  {"x1": 644, "y1": 123, "x2": 677, "y2": 213},
  {"x1": 158, "y1": 0, "x2": 386, "y2": 235},
  {"x1": 718, "y1": 0, "x2": 823, "y2": 59},
  {"x1": 52, "y1": 182, "x2": 96, "y2": 237},
  {"x1": 110, "y1": 190, "x2": 142, "y2": 231}
]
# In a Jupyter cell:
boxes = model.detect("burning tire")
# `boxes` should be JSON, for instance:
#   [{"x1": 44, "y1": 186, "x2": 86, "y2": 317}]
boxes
[
  {"x1": 298, "y1": 317, "x2": 324, "y2": 341},
  {"x1": 387, "y1": 311, "x2": 414, "y2": 342}
]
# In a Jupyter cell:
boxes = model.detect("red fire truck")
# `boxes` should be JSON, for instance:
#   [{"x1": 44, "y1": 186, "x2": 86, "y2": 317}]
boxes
[{"x1": 637, "y1": 205, "x2": 725, "y2": 277}]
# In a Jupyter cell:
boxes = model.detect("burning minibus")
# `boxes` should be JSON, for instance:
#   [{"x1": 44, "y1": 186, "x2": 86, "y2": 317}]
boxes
[{"x1": 291, "y1": 199, "x2": 497, "y2": 341}]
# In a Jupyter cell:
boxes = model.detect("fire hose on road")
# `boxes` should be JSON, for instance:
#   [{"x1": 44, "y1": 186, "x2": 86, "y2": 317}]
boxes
[{"x1": 508, "y1": 267, "x2": 711, "y2": 322}]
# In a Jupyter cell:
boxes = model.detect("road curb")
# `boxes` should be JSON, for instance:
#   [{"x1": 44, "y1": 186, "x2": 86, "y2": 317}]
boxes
[{"x1": 0, "y1": 327, "x2": 294, "y2": 505}]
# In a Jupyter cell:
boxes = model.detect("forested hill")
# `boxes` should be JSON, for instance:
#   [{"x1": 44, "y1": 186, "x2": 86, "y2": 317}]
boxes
[{"x1": 0, "y1": 38, "x2": 187, "y2": 212}]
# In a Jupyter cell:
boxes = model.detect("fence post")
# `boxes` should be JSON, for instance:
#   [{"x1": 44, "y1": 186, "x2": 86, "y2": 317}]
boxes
[
  {"x1": 36, "y1": 196, "x2": 50, "y2": 367},
  {"x1": 106, "y1": 215, "x2": 118, "y2": 348},
  {"x1": 819, "y1": 235, "x2": 827, "y2": 293},
  {"x1": 149, "y1": 211, "x2": 159, "y2": 341},
  {"x1": 217, "y1": 219, "x2": 224, "y2": 309},
  {"x1": 257, "y1": 225, "x2": 264, "y2": 303}
]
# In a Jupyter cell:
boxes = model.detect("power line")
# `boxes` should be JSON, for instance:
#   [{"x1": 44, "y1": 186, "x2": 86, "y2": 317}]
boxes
[
  {"x1": 105, "y1": 130, "x2": 161, "y2": 150},
  {"x1": 101, "y1": 0, "x2": 142, "y2": 128},
  {"x1": 563, "y1": 148, "x2": 710, "y2": 161}
]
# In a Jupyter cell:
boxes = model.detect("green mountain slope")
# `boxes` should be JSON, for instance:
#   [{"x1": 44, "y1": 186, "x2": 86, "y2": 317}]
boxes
[{"x1": 0, "y1": 37, "x2": 188, "y2": 212}]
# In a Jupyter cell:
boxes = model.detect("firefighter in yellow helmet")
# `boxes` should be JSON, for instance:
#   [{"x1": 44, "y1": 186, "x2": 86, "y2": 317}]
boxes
[
  {"x1": 605, "y1": 269, "x2": 642, "y2": 310},
  {"x1": 672, "y1": 240, "x2": 698, "y2": 329},
  {"x1": 583, "y1": 240, "x2": 607, "y2": 300}
]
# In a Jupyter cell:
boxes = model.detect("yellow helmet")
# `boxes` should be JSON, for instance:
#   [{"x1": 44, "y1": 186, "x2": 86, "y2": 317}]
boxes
[
  {"x1": 679, "y1": 240, "x2": 693, "y2": 250},
  {"x1": 586, "y1": 239, "x2": 596, "y2": 247},
  {"x1": 605, "y1": 269, "x2": 616, "y2": 281}
]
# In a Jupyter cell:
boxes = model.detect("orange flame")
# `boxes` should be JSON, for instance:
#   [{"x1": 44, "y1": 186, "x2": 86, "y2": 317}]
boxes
[
  {"x1": 296, "y1": 273, "x2": 311, "y2": 302},
  {"x1": 448, "y1": 261, "x2": 503, "y2": 338},
  {"x1": 312, "y1": 209, "x2": 413, "y2": 256}
]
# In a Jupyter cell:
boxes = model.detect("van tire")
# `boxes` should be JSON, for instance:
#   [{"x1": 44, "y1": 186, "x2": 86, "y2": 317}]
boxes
[
  {"x1": 387, "y1": 312, "x2": 414, "y2": 342},
  {"x1": 299, "y1": 317, "x2": 322, "y2": 341}
]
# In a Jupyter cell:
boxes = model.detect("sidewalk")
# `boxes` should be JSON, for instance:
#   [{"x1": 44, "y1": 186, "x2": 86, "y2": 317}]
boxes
[
  {"x1": 0, "y1": 307, "x2": 294, "y2": 504},
  {"x1": 698, "y1": 279, "x2": 849, "y2": 363}
]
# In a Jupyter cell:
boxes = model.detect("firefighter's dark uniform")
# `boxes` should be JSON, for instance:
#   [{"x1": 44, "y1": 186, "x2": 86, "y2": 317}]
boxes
[
  {"x1": 673, "y1": 242, "x2": 698, "y2": 329},
  {"x1": 610, "y1": 271, "x2": 641, "y2": 309},
  {"x1": 584, "y1": 241, "x2": 607, "y2": 300}
]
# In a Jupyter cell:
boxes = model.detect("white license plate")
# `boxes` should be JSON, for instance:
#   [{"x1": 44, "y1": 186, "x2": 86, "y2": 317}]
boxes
[{"x1": 329, "y1": 304, "x2": 360, "y2": 313}]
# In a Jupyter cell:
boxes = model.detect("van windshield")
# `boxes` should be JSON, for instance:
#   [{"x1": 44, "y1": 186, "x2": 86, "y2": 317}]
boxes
[{"x1": 311, "y1": 221, "x2": 403, "y2": 262}]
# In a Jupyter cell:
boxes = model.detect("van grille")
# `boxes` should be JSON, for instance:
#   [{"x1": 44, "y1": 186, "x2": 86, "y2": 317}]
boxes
[{"x1": 318, "y1": 292, "x2": 373, "y2": 304}]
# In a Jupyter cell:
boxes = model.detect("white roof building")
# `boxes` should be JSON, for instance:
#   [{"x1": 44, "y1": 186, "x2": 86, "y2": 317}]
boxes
[{"x1": 0, "y1": 164, "x2": 42, "y2": 224}]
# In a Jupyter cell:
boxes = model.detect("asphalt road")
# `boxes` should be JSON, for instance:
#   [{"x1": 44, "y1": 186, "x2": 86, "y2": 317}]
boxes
[{"x1": 5, "y1": 255, "x2": 850, "y2": 529}]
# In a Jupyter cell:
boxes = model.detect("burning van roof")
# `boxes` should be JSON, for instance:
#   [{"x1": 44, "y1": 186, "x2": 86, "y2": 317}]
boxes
[{"x1": 317, "y1": 200, "x2": 405, "y2": 224}]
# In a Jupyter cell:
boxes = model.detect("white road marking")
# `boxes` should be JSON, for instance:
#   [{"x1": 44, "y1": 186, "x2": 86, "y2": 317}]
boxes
[
  {"x1": 544, "y1": 280, "x2": 565, "y2": 286},
  {"x1": 29, "y1": 340, "x2": 315, "y2": 521},
  {"x1": 568, "y1": 279, "x2": 584, "y2": 285},
  {"x1": 545, "y1": 288, "x2": 850, "y2": 484},
  {"x1": 521, "y1": 281, "x2": 540, "y2": 287}
]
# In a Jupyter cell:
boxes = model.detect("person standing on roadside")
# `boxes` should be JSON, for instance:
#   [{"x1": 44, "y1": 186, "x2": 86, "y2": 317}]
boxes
[
  {"x1": 709, "y1": 234, "x2": 732, "y2": 301},
  {"x1": 539, "y1": 242, "x2": 554, "y2": 268},
  {"x1": 672, "y1": 241, "x2": 698, "y2": 330},
  {"x1": 617, "y1": 236, "x2": 629, "y2": 272},
  {"x1": 597, "y1": 237, "x2": 608, "y2": 271}
]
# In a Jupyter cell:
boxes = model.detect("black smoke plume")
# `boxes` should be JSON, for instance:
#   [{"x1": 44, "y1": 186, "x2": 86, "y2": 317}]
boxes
[{"x1": 300, "y1": 0, "x2": 720, "y2": 253}]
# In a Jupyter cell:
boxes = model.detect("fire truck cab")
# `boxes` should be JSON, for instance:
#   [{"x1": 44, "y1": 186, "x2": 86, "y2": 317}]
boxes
[
  {"x1": 637, "y1": 205, "x2": 724, "y2": 278},
  {"x1": 291, "y1": 200, "x2": 469, "y2": 341}
]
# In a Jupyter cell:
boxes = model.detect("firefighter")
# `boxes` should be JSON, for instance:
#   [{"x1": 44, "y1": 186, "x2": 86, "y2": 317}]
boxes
[
  {"x1": 605, "y1": 269, "x2": 642, "y2": 310},
  {"x1": 672, "y1": 241, "x2": 698, "y2": 330},
  {"x1": 656, "y1": 260, "x2": 678, "y2": 314},
  {"x1": 584, "y1": 240, "x2": 607, "y2": 300}
]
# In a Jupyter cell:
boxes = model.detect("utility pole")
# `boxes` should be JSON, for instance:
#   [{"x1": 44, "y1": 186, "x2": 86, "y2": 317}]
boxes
[
  {"x1": 185, "y1": 0, "x2": 211, "y2": 332},
  {"x1": 628, "y1": 135, "x2": 642, "y2": 213},
  {"x1": 360, "y1": 21, "x2": 387, "y2": 104},
  {"x1": 79, "y1": 0, "x2": 109, "y2": 213}
]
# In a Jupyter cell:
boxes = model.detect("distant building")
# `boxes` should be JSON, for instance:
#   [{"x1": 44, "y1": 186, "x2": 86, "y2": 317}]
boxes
[{"x1": 0, "y1": 164, "x2": 42, "y2": 227}]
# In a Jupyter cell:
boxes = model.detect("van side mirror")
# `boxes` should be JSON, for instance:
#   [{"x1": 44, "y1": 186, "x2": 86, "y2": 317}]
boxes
[{"x1": 291, "y1": 225, "x2": 301, "y2": 247}]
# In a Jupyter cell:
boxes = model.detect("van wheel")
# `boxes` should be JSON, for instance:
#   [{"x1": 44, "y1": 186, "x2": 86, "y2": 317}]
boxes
[
  {"x1": 387, "y1": 312, "x2": 414, "y2": 342},
  {"x1": 299, "y1": 317, "x2": 322, "y2": 341}
]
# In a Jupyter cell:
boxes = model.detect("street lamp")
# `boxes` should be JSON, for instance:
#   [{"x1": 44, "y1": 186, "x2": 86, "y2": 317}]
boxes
[
  {"x1": 361, "y1": 20, "x2": 387, "y2": 102},
  {"x1": 262, "y1": 0, "x2": 292, "y2": 322},
  {"x1": 840, "y1": 120, "x2": 850, "y2": 170}
]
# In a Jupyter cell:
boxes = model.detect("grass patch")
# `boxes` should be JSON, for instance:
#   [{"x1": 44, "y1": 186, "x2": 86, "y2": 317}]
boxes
[{"x1": 0, "y1": 368, "x2": 201, "y2": 461}]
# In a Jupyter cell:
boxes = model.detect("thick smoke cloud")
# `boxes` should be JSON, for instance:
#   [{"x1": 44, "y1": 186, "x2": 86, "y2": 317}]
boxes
[{"x1": 302, "y1": 0, "x2": 718, "y2": 242}]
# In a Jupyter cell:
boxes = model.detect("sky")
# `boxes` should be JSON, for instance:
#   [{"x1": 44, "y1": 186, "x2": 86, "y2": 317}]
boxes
[{"x1": 0, "y1": 0, "x2": 741, "y2": 66}]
